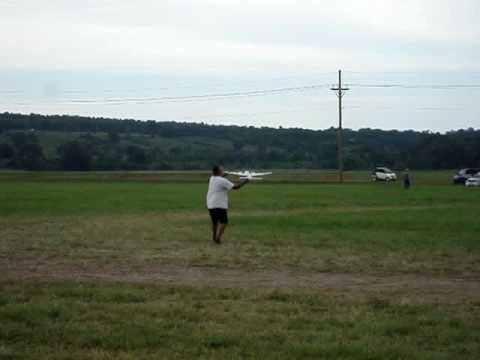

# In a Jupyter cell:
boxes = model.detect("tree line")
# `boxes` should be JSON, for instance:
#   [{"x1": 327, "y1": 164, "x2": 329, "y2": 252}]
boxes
[{"x1": 0, "y1": 112, "x2": 479, "y2": 171}]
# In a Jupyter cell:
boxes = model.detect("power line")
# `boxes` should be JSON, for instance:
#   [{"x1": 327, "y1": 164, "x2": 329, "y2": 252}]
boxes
[
  {"x1": 1, "y1": 81, "x2": 479, "y2": 108},
  {"x1": 0, "y1": 84, "x2": 332, "y2": 106},
  {"x1": 7, "y1": 82, "x2": 480, "y2": 100},
  {"x1": 345, "y1": 83, "x2": 480, "y2": 89}
]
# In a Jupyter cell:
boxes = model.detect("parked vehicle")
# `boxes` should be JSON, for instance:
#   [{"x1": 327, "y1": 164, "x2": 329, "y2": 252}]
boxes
[
  {"x1": 371, "y1": 167, "x2": 397, "y2": 182},
  {"x1": 465, "y1": 175, "x2": 480, "y2": 187},
  {"x1": 453, "y1": 168, "x2": 480, "y2": 185}
]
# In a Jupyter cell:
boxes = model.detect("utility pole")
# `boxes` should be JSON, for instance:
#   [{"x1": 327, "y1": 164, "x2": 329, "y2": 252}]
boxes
[{"x1": 330, "y1": 70, "x2": 349, "y2": 182}]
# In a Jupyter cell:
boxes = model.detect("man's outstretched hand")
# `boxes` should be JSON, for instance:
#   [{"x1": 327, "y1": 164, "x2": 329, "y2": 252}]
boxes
[{"x1": 233, "y1": 178, "x2": 249, "y2": 190}]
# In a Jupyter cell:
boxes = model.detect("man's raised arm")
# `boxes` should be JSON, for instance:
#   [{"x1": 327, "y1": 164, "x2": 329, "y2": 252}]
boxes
[{"x1": 232, "y1": 179, "x2": 249, "y2": 190}]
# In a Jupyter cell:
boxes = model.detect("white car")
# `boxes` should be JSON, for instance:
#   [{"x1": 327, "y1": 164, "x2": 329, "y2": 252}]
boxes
[
  {"x1": 465, "y1": 175, "x2": 480, "y2": 187},
  {"x1": 371, "y1": 167, "x2": 397, "y2": 182}
]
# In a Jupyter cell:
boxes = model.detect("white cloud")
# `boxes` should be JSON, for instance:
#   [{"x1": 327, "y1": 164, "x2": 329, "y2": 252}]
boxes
[{"x1": 1, "y1": 0, "x2": 479, "y2": 72}]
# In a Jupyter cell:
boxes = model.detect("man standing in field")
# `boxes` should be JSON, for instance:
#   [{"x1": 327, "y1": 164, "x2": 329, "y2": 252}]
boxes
[
  {"x1": 403, "y1": 168, "x2": 411, "y2": 189},
  {"x1": 207, "y1": 165, "x2": 248, "y2": 244}
]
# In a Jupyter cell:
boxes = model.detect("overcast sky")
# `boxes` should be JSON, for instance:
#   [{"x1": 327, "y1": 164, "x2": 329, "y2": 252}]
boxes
[{"x1": 1, "y1": 0, "x2": 479, "y2": 131}]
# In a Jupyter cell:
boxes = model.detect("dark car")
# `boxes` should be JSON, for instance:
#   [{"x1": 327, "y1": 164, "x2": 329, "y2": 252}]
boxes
[{"x1": 453, "y1": 168, "x2": 480, "y2": 184}]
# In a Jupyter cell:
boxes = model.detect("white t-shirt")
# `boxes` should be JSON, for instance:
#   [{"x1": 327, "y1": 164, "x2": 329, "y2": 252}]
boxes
[{"x1": 206, "y1": 176, "x2": 234, "y2": 209}]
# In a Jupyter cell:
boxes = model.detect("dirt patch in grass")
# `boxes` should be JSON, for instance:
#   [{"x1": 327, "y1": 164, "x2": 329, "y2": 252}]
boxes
[{"x1": 2, "y1": 259, "x2": 479, "y2": 304}]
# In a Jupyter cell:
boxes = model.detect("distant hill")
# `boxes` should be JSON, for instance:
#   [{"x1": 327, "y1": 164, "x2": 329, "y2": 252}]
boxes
[{"x1": 0, "y1": 112, "x2": 479, "y2": 171}]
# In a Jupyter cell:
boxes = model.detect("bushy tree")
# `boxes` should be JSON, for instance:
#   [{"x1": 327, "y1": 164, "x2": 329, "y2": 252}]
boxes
[
  {"x1": 16, "y1": 143, "x2": 46, "y2": 170},
  {"x1": 0, "y1": 143, "x2": 14, "y2": 159},
  {"x1": 0, "y1": 143, "x2": 15, "y2": 168},
  {"x1": 57, "y1": 141, "x2": 92, "y2": 171}
]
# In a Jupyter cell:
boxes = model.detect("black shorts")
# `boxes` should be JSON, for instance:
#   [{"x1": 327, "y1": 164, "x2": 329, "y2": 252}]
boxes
[{"x1": 208, "y1": 208, "x2": 228, "y2": 224}]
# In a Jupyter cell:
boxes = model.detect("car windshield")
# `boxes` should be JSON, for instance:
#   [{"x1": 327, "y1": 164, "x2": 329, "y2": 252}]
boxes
[{"x1": 463, "y1": 168, "x2": 480, "y2": 175}]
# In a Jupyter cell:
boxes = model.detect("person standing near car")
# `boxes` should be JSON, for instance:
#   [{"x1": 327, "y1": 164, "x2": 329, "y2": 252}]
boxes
[
  {"x1": 403, "y1": 168, "x2": 411, "y2": 189},
  {"x1": 206, "y1": 165, "x2": 249, "y2": 244}
]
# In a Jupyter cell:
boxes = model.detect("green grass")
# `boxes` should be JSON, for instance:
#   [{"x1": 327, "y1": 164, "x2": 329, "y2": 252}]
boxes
[
  {"x1": 1, "y1": 171, "x2": 479, "y2": 359},
  {"x1": 0, "y1": 281, "x2": 479, "y2": 359},
  {"x1": 1, "y1": 177, "x2": 478, "y2": 274}
]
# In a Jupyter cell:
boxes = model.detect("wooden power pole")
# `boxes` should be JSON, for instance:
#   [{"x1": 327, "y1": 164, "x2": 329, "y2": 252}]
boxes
[{"x1": 330, "y1": 70, "x2": 349, "y2": 182}]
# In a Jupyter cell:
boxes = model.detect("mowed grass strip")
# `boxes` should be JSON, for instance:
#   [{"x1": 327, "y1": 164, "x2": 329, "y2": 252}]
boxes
[
  {"x1": 1, "y1": 183, "x2": 479, "y2": 275},
  {"x1": 0, "y1": 180, "x2": 475, "y2": 216},
  {"x1": 0, "y1": 281, "x2": 479, "y2": 360}
]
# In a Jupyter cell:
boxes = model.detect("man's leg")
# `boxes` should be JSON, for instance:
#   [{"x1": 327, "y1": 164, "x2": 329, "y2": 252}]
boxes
[
  {"x1": 216, "y1": 223, "x2": 227, "y2": 243},
  {"x1": 215, "y1": 209, "x2": 228, "y2": 243},
  {"x1": 212, "y1": 223, "x2": 219, "y2": 243},
  {"x1": 209, "y1": 209, "x2": 220, "y2": 243}
]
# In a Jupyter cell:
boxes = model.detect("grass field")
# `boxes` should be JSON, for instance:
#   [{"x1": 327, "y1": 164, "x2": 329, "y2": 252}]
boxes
[{"x1": 1, "y1": 171, "x2": 479, "y2": 359}]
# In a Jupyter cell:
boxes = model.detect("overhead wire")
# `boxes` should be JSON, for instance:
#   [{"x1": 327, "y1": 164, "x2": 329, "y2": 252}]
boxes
[
  {"x1": 2, "y1": 81, "x2": 480, "y2": 107},
  {"x1": 0, "y1": 83, "x2": 332, "y2": 106}
]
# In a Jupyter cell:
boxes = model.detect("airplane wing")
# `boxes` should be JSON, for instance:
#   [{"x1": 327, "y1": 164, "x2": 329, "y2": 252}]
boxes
[
  {"x1": 251, "y1": 172, "x2": 272, "y2": 176},
  {"x1": 225, "y1": 171, "x2": 246, "y2": 177},
  {"x1": 241, "y1": 177, "x2": 263, "y2": 180}
]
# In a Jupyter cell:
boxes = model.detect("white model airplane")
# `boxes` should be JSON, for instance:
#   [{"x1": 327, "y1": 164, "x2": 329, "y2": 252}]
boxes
[{"x1": 226, "y1": 170, "x2": 273, "y2": 180}]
